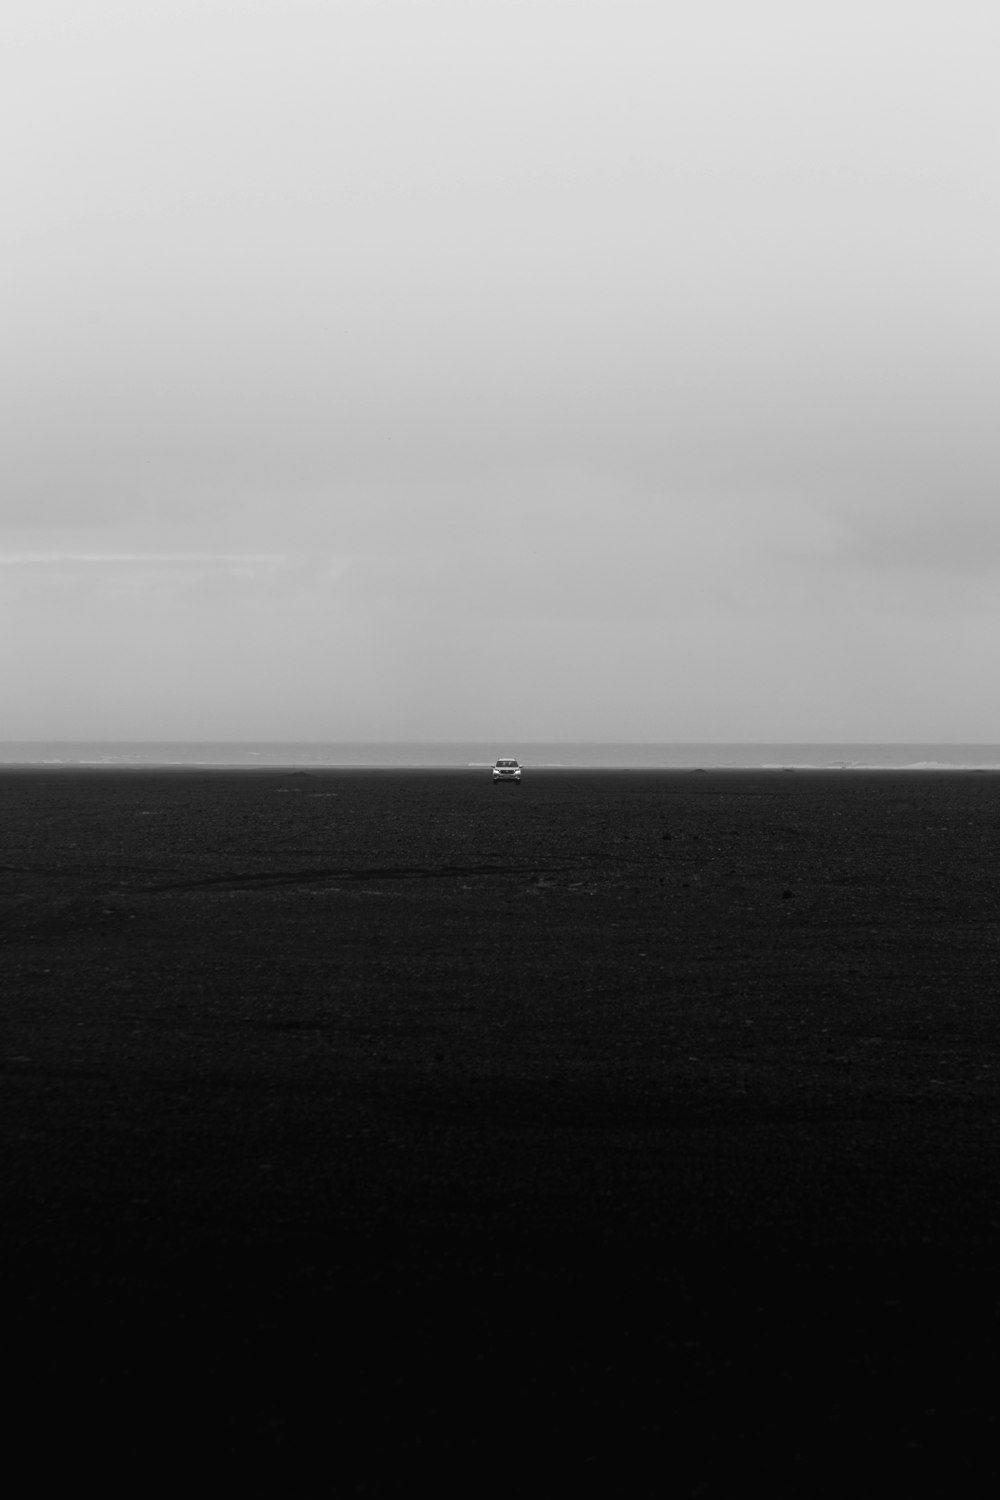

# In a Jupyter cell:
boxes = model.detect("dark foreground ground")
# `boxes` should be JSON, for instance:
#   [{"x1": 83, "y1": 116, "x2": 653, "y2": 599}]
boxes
[{"x1": 2, "y1": 767, "x2": 998, "y2": 1492}]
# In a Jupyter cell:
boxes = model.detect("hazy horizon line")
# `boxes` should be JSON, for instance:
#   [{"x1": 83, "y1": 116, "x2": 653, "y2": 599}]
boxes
[{"x1": 4, "y1": 738, "x2": 1000, "y2": 748}]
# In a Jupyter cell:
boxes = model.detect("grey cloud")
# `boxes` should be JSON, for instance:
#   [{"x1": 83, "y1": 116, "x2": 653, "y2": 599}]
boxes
[
  {"x1": 5, "y1": 1, "x2": 1000, "y2": 739},
  {"x1": 834, "y1": 496, "x2": 1000, "y2": 574}
]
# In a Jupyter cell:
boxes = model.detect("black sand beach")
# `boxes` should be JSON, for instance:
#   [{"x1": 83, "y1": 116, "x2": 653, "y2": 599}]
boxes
[{"x1": 3, "y1": 768, "x2": 998, "y2": 1492}]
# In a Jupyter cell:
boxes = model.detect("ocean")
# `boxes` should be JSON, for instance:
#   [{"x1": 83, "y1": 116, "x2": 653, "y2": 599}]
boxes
[{"x1": 3, "y1": 741, "x2": 1000, "y2": 769}]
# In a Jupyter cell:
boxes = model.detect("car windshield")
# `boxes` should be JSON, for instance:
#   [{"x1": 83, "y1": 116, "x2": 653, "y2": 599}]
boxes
[{"x1": 497, "y1": 760, "x2": 518, "y2": 767}]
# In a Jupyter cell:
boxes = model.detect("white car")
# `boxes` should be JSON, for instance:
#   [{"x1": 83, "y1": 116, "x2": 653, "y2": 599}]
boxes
[{"x1": 492, "y1": 757, "x2": 522, "y2": 784}]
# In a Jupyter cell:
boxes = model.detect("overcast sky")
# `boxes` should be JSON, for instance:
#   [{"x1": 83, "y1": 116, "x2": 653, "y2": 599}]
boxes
[{"x1": 4, "y1": 0, "x2": 1000, "y2": 741}]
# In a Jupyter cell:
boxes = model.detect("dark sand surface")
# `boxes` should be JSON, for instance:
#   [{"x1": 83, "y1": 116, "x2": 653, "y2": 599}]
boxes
[{"x1": 3, "y1": 768, "x2": 998, "y2": 1492}]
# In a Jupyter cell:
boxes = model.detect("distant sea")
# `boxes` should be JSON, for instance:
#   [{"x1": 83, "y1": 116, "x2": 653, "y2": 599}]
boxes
[{"x1": 3, "y1": 742, "x2": 1000, "y2": 770}]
